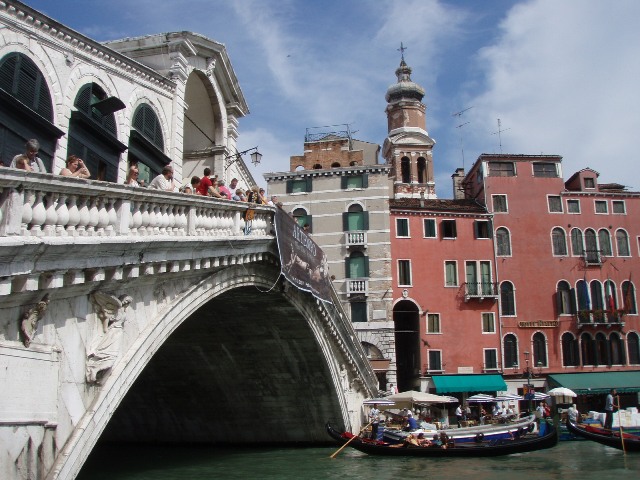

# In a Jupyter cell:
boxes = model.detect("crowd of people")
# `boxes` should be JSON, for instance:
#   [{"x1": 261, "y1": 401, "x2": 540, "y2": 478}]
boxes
[{"x1": 5, "y1": 139, "x2": 273, "y2": 205}]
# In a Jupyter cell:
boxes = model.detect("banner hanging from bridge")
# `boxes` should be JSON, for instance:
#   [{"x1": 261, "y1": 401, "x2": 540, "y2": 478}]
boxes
[{"x1": 274, "y1": 208, "x2": 332, "y2": 303}]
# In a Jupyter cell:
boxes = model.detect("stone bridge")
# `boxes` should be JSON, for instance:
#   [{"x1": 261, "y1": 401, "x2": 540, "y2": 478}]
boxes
[{"x1": 0, "y1": 169, "x2": 377, "y2": 480}]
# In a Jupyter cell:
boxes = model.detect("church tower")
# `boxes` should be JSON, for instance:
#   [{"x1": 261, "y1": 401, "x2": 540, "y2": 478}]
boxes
[{"x1": 382, "y1": 46, "x2": 436, "y2": 199}]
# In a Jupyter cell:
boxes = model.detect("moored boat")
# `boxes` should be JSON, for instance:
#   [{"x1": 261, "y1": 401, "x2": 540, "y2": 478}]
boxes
[
  {"x1": 327, "y1": 421, "x2": 558, "y2": 457},
  {"x1": 566, "y1": 419, "x2": 640, "y2": 452}
]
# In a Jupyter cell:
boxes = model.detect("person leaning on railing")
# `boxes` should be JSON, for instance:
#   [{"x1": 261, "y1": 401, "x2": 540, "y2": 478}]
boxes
[
  {"x1": 10, "y1": 139, "x2": 47, "y2": 172},
  {"x1": 59, "y1": 155, "x2": 91, "y2": 179}
]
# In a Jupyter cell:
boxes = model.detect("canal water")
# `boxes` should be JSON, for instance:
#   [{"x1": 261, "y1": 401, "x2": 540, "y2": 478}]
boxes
[{"x1": 78, "y1": 440, "x2": 639, "y2": 479}]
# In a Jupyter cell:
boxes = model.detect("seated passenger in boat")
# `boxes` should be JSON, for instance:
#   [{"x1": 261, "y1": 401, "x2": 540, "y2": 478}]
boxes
[{"x1": 416, "y1": 432, "x2": 432, "y2": 447}]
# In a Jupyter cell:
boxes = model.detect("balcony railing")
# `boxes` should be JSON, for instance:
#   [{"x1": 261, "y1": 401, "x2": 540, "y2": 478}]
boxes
[
  {"x1": 346, "y1": 278, "x2": 368, "y2": 296},
  {"x1": 464, "y1": 282, "x2": 499, "y2": 301},
  {"x1": 577, "y1": 309, "x2": 625, "y2": 327},
  {"x1": 345, "y1": 231, "x2": 367, "y2": 248},
  {"x1": 583, "y1": 249, "x2": 603, "y2": 266}
]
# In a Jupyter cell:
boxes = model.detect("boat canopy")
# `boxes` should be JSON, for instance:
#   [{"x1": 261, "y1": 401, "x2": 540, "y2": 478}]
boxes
[
  {"x1": 431, "y1": 374, "x2": 507, "y2": 393},
  {"x1": 547, "y1": 371, "x2": 640, "y2": 394}
]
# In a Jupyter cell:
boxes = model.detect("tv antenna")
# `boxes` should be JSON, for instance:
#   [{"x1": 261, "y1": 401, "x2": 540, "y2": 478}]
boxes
[
  {"x1": 491, "y1": 118, "x2": 510, "y2": 154},
  {"x1": 452, "y1": 106, "x2": 473, "y2": 169}
]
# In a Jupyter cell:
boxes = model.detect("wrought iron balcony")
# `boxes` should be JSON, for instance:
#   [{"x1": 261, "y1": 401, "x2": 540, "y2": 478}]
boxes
[
  {"x1": 346, "y1": 278, "x2": 368, "y2": 296},
  {"x1": 464, "y1": 282, "x2": 499, "y2": 301},
  {"x1": 345, "y1": 231, "x2": 367, "y2": 248},
  {"x1": 576, "y1": 309, "x2": 625, "y2": 327},
  {"x1": 583, "y1": 249, "x2": 604, "y2": 266}
]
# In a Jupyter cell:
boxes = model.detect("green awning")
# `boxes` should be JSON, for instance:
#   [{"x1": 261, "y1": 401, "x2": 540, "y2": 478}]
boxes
[
  {"x1": 547, "y1": 371, "x2": 640, "y2": 394},
  {"x1": 432, "y1": 374, "x2": 507, "y2": 393}
]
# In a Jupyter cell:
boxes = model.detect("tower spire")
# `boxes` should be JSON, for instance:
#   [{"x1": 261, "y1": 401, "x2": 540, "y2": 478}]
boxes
[{"x1": 397, "y1": 42, "x2": 407, "y2": 63}]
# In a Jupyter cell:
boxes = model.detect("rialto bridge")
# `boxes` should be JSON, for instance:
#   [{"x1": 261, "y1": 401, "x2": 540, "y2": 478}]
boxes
[{"x1": 0, "y1": 169, "x2": 378, "y2": 480}]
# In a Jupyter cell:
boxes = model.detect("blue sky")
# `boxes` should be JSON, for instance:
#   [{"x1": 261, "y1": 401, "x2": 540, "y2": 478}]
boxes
[{"x1": 25, "y1": 0, "x2": 640, "y2": 197}]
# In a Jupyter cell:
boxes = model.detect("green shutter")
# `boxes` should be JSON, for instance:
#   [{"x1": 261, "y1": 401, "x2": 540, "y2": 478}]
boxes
[
  {"x1": 363, "y1": 212, "x2": 369, "y2": 230},
  {"x1": 286, "y1": 180, "x2": 293, "y2": 193},
  {"x1": 362, "y1": 174, "x2": 368, "y2": 188},
  {"x1": 363, "y1": 256, "x2": 370, "y2": 277},
  {"x1": 306, "y1": 177, "x2": 313, "y2": 192},
  {"x1": 342, "y1": 212, "x2": 349, "y2": 231},
  {"x1": 341, "y1": 175, "x2": 348, "y2": 189}
]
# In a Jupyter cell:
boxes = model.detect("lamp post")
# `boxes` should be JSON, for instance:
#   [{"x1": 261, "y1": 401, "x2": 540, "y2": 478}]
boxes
[
  {"x1": 524, "y1": 351, "x2": 532, "y2": 413},
  {"x1": 224, "y1": 146, "x2": 262, "y2": 171}
]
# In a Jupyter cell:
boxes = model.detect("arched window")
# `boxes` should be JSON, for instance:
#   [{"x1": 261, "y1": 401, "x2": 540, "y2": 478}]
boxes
[
  {"x1": 590, "y1": 280, "x2": 604, "y2": 321},
  {"x1": 622, "y1": 281, "x2": 637, "y2": 314},
  {"x1": 503, "y1": 334, "x2": 518, "y2": 368},
  {"x1": 581, "y1": 332, "x2": 595, "y2": 365},
  {"x1": 628, "y1": 332, "x2": 640, "y2": 365},
  {"x1": 604, "y1": 279, "x2": 617, "y2": 311},
  {"x1": 417, "y1": 157, "x2": 426, "y2": 183},
  {"x1": 331, "y1": 162, "x2": 341, "y2": 168},
  {"x1": 129, "y1": 103, "x2": 169, "y2": 185},
  {"x1": 576, "y1": 279, "x2": 590, "y2": 323},
  {"x1": 292, "y1": 207, "x2": 312, "y2": 232},
  {"x1": 496, "y1": 227, "x2": 511, "y2": 256},
  {"x1": 610, "y1": 333, "x2": 625, "y2": 365},
  {"x1": 400, "y1": 156, "x2": 411, "y2": 183},
  {"x1": 346, "y1": 251, "x2": 368, "y2": 278},
  {"x1": 570, "y1": 228, "x2": 584, "y2": 256},
  {"x1": 598, "y1": 229, "x2": 612, "y2": 256},
  {"x1": 343, "y1": 203, "x2": 368, "y2": 231},
  {"x1": 552, "y1": 227, "x2": 567, "y2": 256},
  {"x1": 595, "y1": 332, "x2": 609, "y2": 366},
  {"x1": 584, "y1": 229, "x2": 598, "y2": 263},
  {"x1": 533, "y1": 332, "x2": 547, "y2": 367},
  {"x1": 562, "y1": 332, "x2": 579, "y2": 366},
  {"x1": 616, "y1": 229, "x2": 630, "y2": 256},
  {"x1": 556, "y1": 281, "x2": 574, "y2": 315},
  {"x1": 0, "y1": 52, "x2": 62, "y2": 170},
  {"x1": 500, "y1": 281, "x2": 516, "y2": 316},
  {"x1": 313, "y1": 163, "x2": 322, "y2": 169},
  {"x1": 361, "y1": 342, "x2": 384, "y2": 359},
  {"x1": 68, "y1": 83, "x2": 126, "y2": 181}
]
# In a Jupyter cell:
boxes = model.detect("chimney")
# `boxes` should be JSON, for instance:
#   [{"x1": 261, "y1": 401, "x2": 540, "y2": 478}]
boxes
[
  {"x1": 451, "y1": 168, "x2": 465, "y2": 200},
  {"x1": 420, "y1": 190, "x2": 425, "y2": 208}
]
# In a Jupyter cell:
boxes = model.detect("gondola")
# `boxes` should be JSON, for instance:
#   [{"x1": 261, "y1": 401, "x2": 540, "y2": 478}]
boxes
[
  {"x1": 327, "y1": 421, "x2": 558, "y2": 457},
  {"x1": 566, "y1": 419, "x2": 640, "y2": 452}
]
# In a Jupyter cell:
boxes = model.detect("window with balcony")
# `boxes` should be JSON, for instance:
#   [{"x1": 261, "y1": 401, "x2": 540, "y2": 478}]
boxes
[
  {"x1": 595, "y1": 200, "x2": 608, "y2": 214},
  {"x1": 444, "y1": 261, "x2": 458, "y2": 287},
  {"x1": 474, "y1": 220, "x2": 491, "y2": 239},
  {"x1": 533, "y1": 332, "x2": 547, "y2": 367},
  {"x1": 622, "y1": 281, "x2": 637, "y2": 314},
  {"x1": 492, "y1": 194, "x2": 508, "y2": 213},
  {"x1": 584, "y1": 228, "x2": 600, "y2": 263},
  {"x1": 616, "y1": 229, "x2": 630, "y2": 256},
  {"x1": 503, "y1": 334, "x2": 518, "y2": 368},
  {"x1": 496, "y1": 227, "x2": 511, "y2": 256},
  {"x1": 488, "y1": 161, "x2": 515, "y2": 177},
  {"x1": 427, "y1": 313, "x2": 440, "y2": 333},
  {"x1": 343, "y1": 204, "x2": 368, "y2": 231},
  {"x1": 567, "y1": 199, "x2": 580, "y2": 214},
  {"x1": 398, "y1": 259, "x2": 412, "y2": 286},
  {"x1": 286, "y1": 177, "x2": 312, "y2": 193},
  {"x1": 612, "y1": 200, "x2": 626, "y2": 214},
  {"x1": 423, "y1": 218, "x2": 437, "y2": 238},
  {"x1": 396, "y1": 218, "x2": 410, "y2": 237},
  {"x1": 341, "y1": 174, "x2": 368, "y2": 189},
  {"x1": 599, "y1": 229, "x2": 612, "y2": 256},
  {"x1": 346, "y1": 251, "x2": 369, "y2": 278},
  {"x1": 465, "y1": 261, "x2": 493, "y2": 297},
  {"x1": 441, "y1": 219, "x2": 457, "y2": 239},
  {"x1": 533, "y1": 162, "x2": 558, "y2": 178},
  {"x1": 548, "y1": 195, "x2": 563, "y2": 213},
  {"x1": 500, "y1": 281, "x2": 516, "y2": 315},
  {"x1": 484, "y1": 349, "x2": 498, "y2": 370},
  {"x1": 571, "y1": 228, "x2": 584, "y2": 256},
  {"x1": 428, "y1": 350, "x2": 442, "y2": 371},
  {"x1": 552, "y1": 227, "x2": 568, "y2": 256},
  {"x1": 482, "y1": 312, "x2": 495, "y2": 333},
  {"x1": 562, "y1": 332, "x2": 580, "y2": 367}
]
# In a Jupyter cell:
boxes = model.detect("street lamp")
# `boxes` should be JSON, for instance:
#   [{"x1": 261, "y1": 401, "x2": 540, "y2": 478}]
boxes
[
  {"x1": 524, "y1": 351, "x2": 532, "y2": 413},
  {"x1": 224, "y1": 146, "x2": 262, "y2": 171}
]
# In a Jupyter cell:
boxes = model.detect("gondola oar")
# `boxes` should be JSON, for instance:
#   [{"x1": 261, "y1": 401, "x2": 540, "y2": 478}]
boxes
[
  {"x1": 617, "y1": 395, "x2": 626, "y2": 455},
  {"x1": 329, "y1": 420, "x2": 374, "y2": 459}
]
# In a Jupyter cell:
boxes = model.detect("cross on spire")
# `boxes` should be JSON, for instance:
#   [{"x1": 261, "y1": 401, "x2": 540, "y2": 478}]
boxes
[{"x1": 398, "y1": 42, "x2": 407, "y2": 62}]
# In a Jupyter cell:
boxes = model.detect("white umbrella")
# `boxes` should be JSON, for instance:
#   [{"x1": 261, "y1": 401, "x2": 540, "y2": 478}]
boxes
[
  {"x1": 363, "y1": 398, "x2": 395, "y2": 406},
  {"x1": 533, "y1": 392, "x2": 550, "y2": 400},
  {"x1": 386, "y1": 390, "x2": 455, "y2": 407},
  {"x1": 495, "y1": 393, "x2": 523, "y2": 401},
  {"x1": 466, "y1": 394, "x2": 496, "y2": 403},
  {"x1": 547, "y1": 387, "x2": 577, "y2": 397}
]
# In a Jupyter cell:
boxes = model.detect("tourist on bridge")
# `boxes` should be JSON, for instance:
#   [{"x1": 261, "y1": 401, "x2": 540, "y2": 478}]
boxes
[
  {"x1": 59, "y1": 155, "x2": 91, "y2": 178},
  {"x1": 148, "y1": 165, "x2": 178, "y2": 191},
  {"x1": 10, "y1": 139, "x2": 47, "y2": 172},
  {"x1": 125, "y1": 164, "x2": 140, "y2": 187}
]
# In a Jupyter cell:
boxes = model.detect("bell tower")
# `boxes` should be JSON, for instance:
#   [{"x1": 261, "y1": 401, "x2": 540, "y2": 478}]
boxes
[{"x1": 382, "y1": 44, "x2": 436, "y2": 199}]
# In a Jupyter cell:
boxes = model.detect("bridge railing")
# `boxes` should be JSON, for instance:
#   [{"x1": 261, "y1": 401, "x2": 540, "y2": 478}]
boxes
[{"x1": 0, "y1": 169, "x2": 273, "y2": 239}]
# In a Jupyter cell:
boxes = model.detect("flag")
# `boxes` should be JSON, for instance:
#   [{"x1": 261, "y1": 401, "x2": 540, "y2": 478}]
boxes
[
  {"x1": 605, "y1": 277, "x2": 615, "y2": 311},
  {"x1": 579, "y1": 275, "x2": 590, "y2": 310}
]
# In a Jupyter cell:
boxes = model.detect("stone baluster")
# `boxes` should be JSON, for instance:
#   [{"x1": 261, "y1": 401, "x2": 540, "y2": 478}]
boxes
[
  {"x1": 76, "y1": 196, "x2": 90, "y2": 236},
  {"x1": 176, "y1": 206, "x2": 187, "y2": 235},
  {"x1": 21, "y1": 189, "x2": 35, "y2": 236},
  {"x1": 130, "y1": 201, "x2": 142, "y2": 235},
  {"x1": 159, "y1": 204, "x2": 169, "y2": 235},
  {"x1": 140, "y1": 202, "x2": 150, "y2": 235},
  {"x1": 107, "y1": 199, "x2": 118, "y2": 236},
  {"x1": 66, "y1": 194, "x2": 80, "y2": 236},
  {"x1": 151, "y1": 204, "x2": 160, "y2": 234},
  {"x1": 29, "y1": 191, "x2": 46, "y2": 236},
  {"x1": 86, "y1": 197, "x2": 100, "y2": 236},
  {"x1": 167, "y1": 205, "x2": 177, "y2": 235},
  {"x1": 55, "y1": 193, "x2": 69, "y2": 237},
  {"x1": 43, "y1": 192, "x2": 58, "y2": 236},
  {"x1": 96, "y1": 198, "x2": 109, "y2": 236}
]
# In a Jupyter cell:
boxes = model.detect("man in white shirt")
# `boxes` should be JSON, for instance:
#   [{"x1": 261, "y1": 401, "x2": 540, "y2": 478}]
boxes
[
  {"x1": 148, "y1": 165, "x2": 177, "y2": 191},
  {"x1": 368, "y1": 404, "x2": 380, "y2": 440}
]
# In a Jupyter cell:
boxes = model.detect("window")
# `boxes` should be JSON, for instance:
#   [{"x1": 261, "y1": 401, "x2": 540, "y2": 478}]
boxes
[
  {"x1": 581, "y1": 333, "x2": 595, "y2": 366},
  {"x1": 612, "y1": 200, "x2": 626, "y2": 214},
  {"x1": 616, "y1": 230, "x2": 630, "y2": 256},
  {"x1": 500, "y1": 281, "x2": 516, "y2": 316},
  {"x1": 622, "y1": 281, "x2": 637, "y2": 314},
  {"x1": 350, "y1": 301, "x2": 367, "y2": 323},
  {"x1": 417, "y1": 157, "x2": 427, "y2": 183},
  {"x1": 441, "y1": 219, "x2": 457, "y2": 239},
  {"x1": 427, "y1": 313, "x2": 440, "y2": 333},
  {"x1": 595, "y1": 200, "x2": 608, "y2": 214},
  {"x1": 562, "y1": 333, "x2": 580, "y2": 367},
  {"x1": 465, "y1": 261, "x2": 493, "y2": 296},
  {"x1": 567, "y1": 199, "x2": 580, "y2": 214},
  {"x1": 570, "y1": 228, "x2": 584, "y2": 256},
  {"x1": 576, "y1": 279, "x2": 590, "y2": 317},
  {"x1": 398, "y1": 260, "x2": 412, "y2": 286},
  {"x1": 584, "y1": 177, "x2": 595, "y2": 189},
  {"x1": 495, "y1": 227, "x2": 511, "y2": 256},
  {"x1": 533, "y1": 162, "x2": 558, "y2": 177},
  {"x1": 599, "y1": 229, "x2": 612, "y2": 256},
  {"x1": 482, "y1": 312, "x2": 495, "y2": 333},
  {"x1": 484, "y1": 349, "x2": 498, "y2": 370},
  {"x1": 610, "y1": 333, "x2": 625, "y2": 365},
  {"x1": 400, "y1": 157, "x2": 411, "y2": 183},
  {"x1": 533, "y1": 332, "x2": 547, "y2": 367},
  {"x1": 595, "y1": 332, "x2": 609, "y2": 366},
  {"x1": 428, "y1": 350, "x2": 442, "y2": 371},
  {"x1": 292, "y1": 208, "x2": 312, "y2": 232},
  {"x1": 423, "y1": 218, "x2": 436, "y2": 238},
  {"x1": 548, "y1": 195, "x2": 563, "y2": 213},
  {"x1": 552, "y1": 227, "x2": 568, "y2": 256},
  {"x1": 129, "y1": 103, "x2": 169, "y2": 184},
  {"x1": 343, "y1": 204, "x2": 368, "y2": 231},
  {"x1": 396, "y1": 218, "x2": 409, "y2": 237},
  {"x1": 341, "y1": 174, "x2": 368, "y2": 189},
  {"x1": 604, "y1": 279, "x2": 618, "y2": 311},
  {"x1": 584, "y1": 229, "x2": 599, "y2": 263},
  {"x1": 474, "y1": 220, "x2": 491, "y2": 239},
  {"x1": 503, "y1": 334, "x2": 518, "y2": 368},
  {"x1": 346, "y1": 251, "x2": 368, "y2": 278},
  {"x1": 444, "y1": 261, "x2": 458, "y2": 287},
  {"x1": 488, "y1": 161, "x2": 515, "y2": 177},
  {"x1": 556, "y1": 281, "x2": 574, "y2": 315},
  {"x1": 628, "y1": 332, "x2": 640, "y2": 365},
  {"x1": 492, "y1": 194, "x2": 508, "y2": 213},
  {"x1": 286, "y1": 177, "x2": 312, "y2": 193}
]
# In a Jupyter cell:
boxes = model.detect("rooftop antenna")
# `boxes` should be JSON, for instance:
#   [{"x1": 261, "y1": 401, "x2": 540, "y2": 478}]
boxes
[
  {"x1": 491, "y1": 118, "x2": 510, "y2": 154},
  {"x1": 452, "y1": 106, "x2": 473, "y2": 169}
]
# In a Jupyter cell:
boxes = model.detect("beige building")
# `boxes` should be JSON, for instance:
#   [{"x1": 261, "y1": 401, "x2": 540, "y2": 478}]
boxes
[{"x1": 265, "y1": 126, "x2": 396, "y2": 391}]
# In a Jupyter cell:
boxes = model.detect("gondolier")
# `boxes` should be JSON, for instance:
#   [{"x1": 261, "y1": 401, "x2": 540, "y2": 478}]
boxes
[
  {"x1": 604, "y1": 389, "x2": 618, "y2": 430},
  {"x1": 368, "y1": 404, "x2": 380, "y2": 440}
]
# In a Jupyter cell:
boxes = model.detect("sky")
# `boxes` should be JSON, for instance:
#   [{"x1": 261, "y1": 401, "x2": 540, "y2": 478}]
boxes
[{"x1": 25, "y1": 0, "x2": 640, "y2": 198}]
